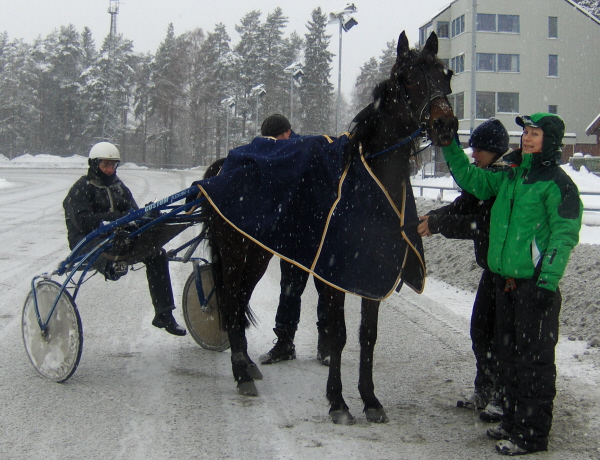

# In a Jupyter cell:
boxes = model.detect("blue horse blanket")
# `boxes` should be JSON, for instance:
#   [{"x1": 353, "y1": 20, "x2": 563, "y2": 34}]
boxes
[{"x1": 195, "y1": 134, "x2": 425, "y2": 300}]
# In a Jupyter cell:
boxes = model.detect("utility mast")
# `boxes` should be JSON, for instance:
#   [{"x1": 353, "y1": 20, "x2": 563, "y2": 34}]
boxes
[
  {"x1": 108, "y1": 0, "x2": 119, "y2": 40},
  {"x1": 101, "y1": 0, "x2": 123, "y2": 143}
]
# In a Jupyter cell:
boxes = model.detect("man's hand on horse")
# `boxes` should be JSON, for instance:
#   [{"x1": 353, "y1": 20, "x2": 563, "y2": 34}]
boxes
[{"x1": 417, "y1": 215, "x2": 432, "y2": 237}]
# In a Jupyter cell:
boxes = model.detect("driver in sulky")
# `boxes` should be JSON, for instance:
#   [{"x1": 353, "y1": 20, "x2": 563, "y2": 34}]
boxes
[{"x1": 62, "y1": 142, "x2": 186, "y2": 336}]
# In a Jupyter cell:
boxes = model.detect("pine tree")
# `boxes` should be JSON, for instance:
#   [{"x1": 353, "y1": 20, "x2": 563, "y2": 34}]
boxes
[
  {"x1": 0, "y1": 36, "x2": 39, "y2": 158},
  {"x1": 36, "y1": 25, "x2": 86, "y2": 155},
  {"x1": 234, "y1": 11, "x2": 265, "y2": 138},
  {"x1": 82, "y1": 33, "x2": 137, "y2": 154},
  {"x1": 352, "y1": 57, "x2": 380, "y2": 113},
  {"x1": 149, "y1": 23, "x2": 186, "y2": 166},
  {"x1": 300, "y1": 8, "x2": 334, "y2": 136},
  {"x1": 260, "y1": 8, "x2": 290, "y2": 116}
]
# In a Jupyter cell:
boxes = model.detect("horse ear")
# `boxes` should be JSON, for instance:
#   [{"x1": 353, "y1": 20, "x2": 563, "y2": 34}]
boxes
[
  {"x1": 423, "y1": 31, "x2": 439, "y2": 56},
  {"x1": 397, "y1": 31, "x2": 409, "y2": 59}
]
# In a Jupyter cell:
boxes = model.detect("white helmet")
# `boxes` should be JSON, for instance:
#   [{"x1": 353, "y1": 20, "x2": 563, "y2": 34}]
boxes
[{"x1": 89, "y1": 142, "x2": 120, "y2": 161}]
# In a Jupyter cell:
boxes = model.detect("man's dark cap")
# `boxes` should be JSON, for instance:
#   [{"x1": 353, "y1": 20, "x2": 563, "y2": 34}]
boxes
[
  {"x1": 469, "y1": 118, "x2": 509, "y2": 155},
  {"x1": 261, "y1": 114, "x2": 291, "y2": 137}
]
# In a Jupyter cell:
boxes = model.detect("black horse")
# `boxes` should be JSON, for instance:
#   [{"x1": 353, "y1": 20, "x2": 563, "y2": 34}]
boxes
[{"x1": 202, "y1": 31, "x2": 457, "y2": 424}]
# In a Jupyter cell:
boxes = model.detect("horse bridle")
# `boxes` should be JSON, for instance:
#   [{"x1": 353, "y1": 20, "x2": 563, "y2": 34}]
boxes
[
  {"x1": 395, "y1": 63, "x2": 453, "y2": 131},
  {"x1": 363, "y1": 64, "x2": 452, "y2": 160}
]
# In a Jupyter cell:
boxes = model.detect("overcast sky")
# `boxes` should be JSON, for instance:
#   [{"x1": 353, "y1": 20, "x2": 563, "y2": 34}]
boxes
[{"x1": 1, "y1": 0, "x2": 450, "y2": 95}]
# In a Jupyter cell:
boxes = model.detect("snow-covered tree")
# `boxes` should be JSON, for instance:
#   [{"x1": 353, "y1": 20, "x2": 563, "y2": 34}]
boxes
[
  {"x1": 0, "y1": 36, "x2": 39, "y2": 157},
  {"x1": 149, "y1": 23, "x2": 186, "y2": 166},
  {"x1": 299, "y1": 8, "x2": 334, "y2": 135}
]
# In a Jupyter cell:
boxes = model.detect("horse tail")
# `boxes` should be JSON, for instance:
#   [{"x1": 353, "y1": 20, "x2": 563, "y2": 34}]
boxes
[{"x1": 201, "y1": 157, "x2": 258, "y2": 330}]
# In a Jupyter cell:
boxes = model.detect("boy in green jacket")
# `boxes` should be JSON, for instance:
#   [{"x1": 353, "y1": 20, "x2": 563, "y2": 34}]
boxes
[{"x1": 441, "y1": 113, "x2": 582, "y2": 456}]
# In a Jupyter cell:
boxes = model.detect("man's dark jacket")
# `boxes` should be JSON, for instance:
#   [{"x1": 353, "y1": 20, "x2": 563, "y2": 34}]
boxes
[{"x1": 63, "y1": 167, "x2": 138, "y2": 249}]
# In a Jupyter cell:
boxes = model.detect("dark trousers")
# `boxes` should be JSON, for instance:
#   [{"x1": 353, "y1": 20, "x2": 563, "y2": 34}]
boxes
[
  {"x1": 494, "y1": 275, "x2": 561, "y2": 452},
  {"x1": 95, "y1": 249, "x2": 175, "y2": 315},
  {"x1": 275, "y1": 260, "x2": 327, "y2": 332},
  {"x1": 143, "y1": 249, "x2": 175, "y2": 315},
  {"x1": 471, "y1": 269, "x2": 497, "y2": 398}
]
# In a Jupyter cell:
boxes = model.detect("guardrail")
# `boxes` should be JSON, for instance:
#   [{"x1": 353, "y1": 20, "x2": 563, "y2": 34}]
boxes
[{"x1": 411, "y1": 184, "x2": 600, "y2": 212}]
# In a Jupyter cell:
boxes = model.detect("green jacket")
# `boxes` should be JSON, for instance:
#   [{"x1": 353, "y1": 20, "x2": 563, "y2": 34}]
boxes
[{"x1": 441, "y1": 139, "x2": 582, "y2": 292}]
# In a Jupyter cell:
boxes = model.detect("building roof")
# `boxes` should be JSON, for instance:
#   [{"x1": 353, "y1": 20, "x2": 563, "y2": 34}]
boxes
[
  {"x1": 586, "y1": 114, "x2": 600, "y2": 135},
  {"x1": 420, "y1": 0, "x2": 600, "y2": 27}
]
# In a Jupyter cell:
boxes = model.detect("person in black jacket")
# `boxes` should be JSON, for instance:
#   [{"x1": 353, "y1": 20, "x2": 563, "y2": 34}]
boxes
[
  {"x1": 256, "y1": 115, "x2": 330, "y2": 366},
  {"x1": 63, "y1": 142, "x2": 186, "y2": 336},
  {"x1": 418, "y1": 118, "x2": 510, "y2": 421}
]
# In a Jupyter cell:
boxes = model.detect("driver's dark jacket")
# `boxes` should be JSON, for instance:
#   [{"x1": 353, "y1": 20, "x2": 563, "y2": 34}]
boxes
[{"x1": 63, "y1": 169, "x2": 139, "y2": 249}]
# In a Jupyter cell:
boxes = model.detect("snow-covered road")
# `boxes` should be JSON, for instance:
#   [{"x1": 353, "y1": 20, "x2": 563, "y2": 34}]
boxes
[{"x1": 1, "y1": 168, "x2": 599, "y2": 459}]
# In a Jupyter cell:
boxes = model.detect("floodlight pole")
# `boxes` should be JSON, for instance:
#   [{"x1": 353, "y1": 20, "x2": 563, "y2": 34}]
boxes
[{"x1": 336, "y1": 20, "x2": 343, "y2": 136}]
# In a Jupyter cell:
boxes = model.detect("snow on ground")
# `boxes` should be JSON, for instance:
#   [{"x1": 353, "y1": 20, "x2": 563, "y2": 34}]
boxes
[{"x1": 0, "y1": 158, "x2": 599, "y2": 459}]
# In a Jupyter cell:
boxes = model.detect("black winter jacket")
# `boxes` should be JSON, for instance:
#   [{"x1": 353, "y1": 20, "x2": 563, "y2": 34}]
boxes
[
  {"x1": 426, "y1": 158, "x2": 510, "y2": 271},
  {"x1": 63, "y1": 168, "x2": 138, "y2": 249},
  {"x1": 426, "y1": 191, "x2": 494, "y2": 271}
]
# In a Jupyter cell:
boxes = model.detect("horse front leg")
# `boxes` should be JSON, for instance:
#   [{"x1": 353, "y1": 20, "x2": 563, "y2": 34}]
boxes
[
  {"x1": 228, "y1": 325, "x2": 260, "y2": 396},
  {"x1": 325, "y1": 286, "x2": 354, "y2": 424},
  {"x1": 359, "y1": 299, "x2": 388, "y2": 423}
]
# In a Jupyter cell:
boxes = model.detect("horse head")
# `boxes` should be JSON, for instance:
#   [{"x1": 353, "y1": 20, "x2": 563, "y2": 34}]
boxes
[{"x1": 392, "y1": 31, "x2": 458, "y2": 146}]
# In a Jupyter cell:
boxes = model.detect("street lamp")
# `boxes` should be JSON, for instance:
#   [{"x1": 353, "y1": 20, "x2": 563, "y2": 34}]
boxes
[
  {"x1": 250, "y1": 84, "x2": 266, "y2": 136},
  {"x1": 284, "y1": 62, "x2": 304, "y2": 128},
  {"x1": 329, "y1": 3, "x2": 358, "y2": 135},
  {"x1": 221, "y1": 96, "x2": 236, "y2": 156}
]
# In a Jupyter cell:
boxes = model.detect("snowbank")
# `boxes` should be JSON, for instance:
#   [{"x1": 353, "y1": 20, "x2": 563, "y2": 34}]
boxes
[{"x1": 416, "y1": 197, "x2": 600, "y2": 343}]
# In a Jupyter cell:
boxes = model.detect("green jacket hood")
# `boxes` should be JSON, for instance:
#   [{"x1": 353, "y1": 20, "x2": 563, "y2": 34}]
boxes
[{"x1": 516, "y1": 113, "x2": 565, "y2": 160}]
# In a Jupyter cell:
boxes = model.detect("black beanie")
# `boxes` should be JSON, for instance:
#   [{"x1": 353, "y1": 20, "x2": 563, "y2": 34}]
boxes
[
  {"x1": 261, "y1": 114, "x2": 291, "y2": 137},
  {"x1": 469, "y1": 118, "x2": 509, "y2": 155}
]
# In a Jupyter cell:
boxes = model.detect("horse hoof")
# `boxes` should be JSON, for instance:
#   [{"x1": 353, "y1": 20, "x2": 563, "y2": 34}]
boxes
[
  {"x1": 237, "y1": 381, "x2": 258, "y2": 396},
  {"x1": 247, "y1": 363, "x2": 263, "y2": 380},
  {"x1": 365, "y1": 408, "x2": 389, "y2": 423},
  {"x1": 330, "y1": 410, "x2": 355, "y2": 425}
]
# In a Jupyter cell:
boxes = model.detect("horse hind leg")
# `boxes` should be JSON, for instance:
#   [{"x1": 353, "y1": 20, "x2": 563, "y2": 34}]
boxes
[{"x1": 358, "y1": 299, "x2": 388, "y2": 423}]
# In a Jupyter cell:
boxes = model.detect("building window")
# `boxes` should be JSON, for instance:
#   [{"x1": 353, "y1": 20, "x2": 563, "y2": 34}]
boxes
[
  {"x1": 476, "y1": 53, "x2": 496, "y2": 71},
  {"x1": 420, "y1": 23, "x2": 434, "y2": 45},
  {"x1": 498, "y1": 15, "x2": 520, "y2": 33},
  {"x1": 476, "y1": 14, "x2": 520, "y2": 33},
  {"x1": 452, "y1": 15, "x2": 465, "y2": 37},
  {"x1": 497, "y1": 92, "x2": 519, "y2": 113},
  {"x1": 451, "y1": 54, "x2": 465, "y2": 74},
  {"x1": 548, "y1": 105, "x2": 558, "y2": 114},
  {"x1": 477, "y1": 14, "x2": 496, "y2": 32},
  {"x1": 450, "y1": 92, "x2": 465, "y2": 119},
  {"x1": 548, "y1": 17, "x2": 558, "y2": 38},
  {"x1": 549, "y1": 55, "x2": 558, "y2": 77},
  {"x1": 477, "y1": 92, "x2": 496, "y2": 118},
  {"x1": 437, "y1": 21, "x2": 450, "y2": 38},
  {"x1": 497, "y1": 54, "x2": 520, "y2": 72}
]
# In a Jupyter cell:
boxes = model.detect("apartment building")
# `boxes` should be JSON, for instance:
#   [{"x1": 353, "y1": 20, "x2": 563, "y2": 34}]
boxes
[{"x1": 419, "y1": 0, "x2": 600, "y2": 156}]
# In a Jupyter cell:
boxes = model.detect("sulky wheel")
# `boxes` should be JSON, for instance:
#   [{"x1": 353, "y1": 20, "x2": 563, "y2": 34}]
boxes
[
  {"x1": 182, "y1": 265, "x2": 230, "y2": 351},
  {"x1": 22, "y1": 280, "x2": 83, "y2": 382}
]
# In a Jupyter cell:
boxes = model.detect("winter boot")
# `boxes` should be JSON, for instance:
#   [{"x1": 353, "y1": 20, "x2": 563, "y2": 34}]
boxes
[
  {"x1": 487, "y1": 423, "x2": 512, "y2": 440},
  {"x1": 152, "y1": 311, "x2": 187, "y2": 336},
  {"x1": 495, "y1": 440, "x2": 531, "y2": 456},
  {"x1": 480, "y1": 397, "x2": 504, "y2": 422},
  {"x1": 456, "y1": 390, "x2": 487, "y2": 410},
  {"x1": 316, "y1": 327, "x2": 330, "y2": 366},
  {"x1": 259, "y1": 328, "x2": 296, "y2": 364}
]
